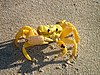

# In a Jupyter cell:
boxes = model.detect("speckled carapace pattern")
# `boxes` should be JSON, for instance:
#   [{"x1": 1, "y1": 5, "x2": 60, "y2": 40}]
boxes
[{"x1": 0, "y1": 0, "x2": 100, "y2": 75}]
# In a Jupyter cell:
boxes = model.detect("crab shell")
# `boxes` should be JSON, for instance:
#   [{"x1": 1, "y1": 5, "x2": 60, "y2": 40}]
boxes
[{"x1": 37, "y1": 24, "x2": 62, "y2": 41}]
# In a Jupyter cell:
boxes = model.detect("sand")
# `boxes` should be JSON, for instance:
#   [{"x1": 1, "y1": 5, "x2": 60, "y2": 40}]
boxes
[{"x1": 0, "y1": 0, "x2": 100, "y2": 75}]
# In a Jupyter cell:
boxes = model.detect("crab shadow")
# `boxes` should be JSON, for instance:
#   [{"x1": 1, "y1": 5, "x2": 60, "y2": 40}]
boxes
[
  {"x1": 0, "y1": 39, "x2": 24, "y2": 69},
  {"x1": 0, "y1": 39, "x2": 68, "y2": 75}
]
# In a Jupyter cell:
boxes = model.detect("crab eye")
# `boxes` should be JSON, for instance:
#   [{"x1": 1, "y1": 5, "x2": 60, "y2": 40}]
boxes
[
  {"x1": 48, "y1": 29, "x2": 50, "y2": 32},
  {"x1": 61, "y1": 44, "x2": 65, "y2": 48},
  {"x1": 56, "y1": 28, "x2": 58, "y2": 32}
]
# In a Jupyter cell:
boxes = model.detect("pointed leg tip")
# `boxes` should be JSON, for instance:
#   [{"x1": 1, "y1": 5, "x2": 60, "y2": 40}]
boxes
[{"x1": 26, "y1": 57, "x2": 32, "y2": 61}]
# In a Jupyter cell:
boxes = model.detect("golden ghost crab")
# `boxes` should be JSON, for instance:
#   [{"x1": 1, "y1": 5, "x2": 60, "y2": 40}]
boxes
[{"x1": 15, "y1": 20, "x2": 80, "y2": 62}]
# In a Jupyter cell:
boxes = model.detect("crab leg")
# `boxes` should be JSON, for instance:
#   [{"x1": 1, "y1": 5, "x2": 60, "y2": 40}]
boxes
[
  {"x1": 15, "y1": 29, "x2": 30, "y2": 47},
  {"x1": 61, "y1": 38, "x2": 77, "y2": 62},
  {"x1": 59, "y1": 27, "x2": 78, "y2": 60},
  {"x1": 59, "y1": 20, "x2": 80, "y2": 43},
  {"x1": 15, "y1": 30, "x2": 23, "y2": 47},
  {"x1": 22, "y1": 42, "x2": 33, "y2": 61},
  {"x1": 56, "y1": 40, "x2": 68, "y2": 57},
  {"x1": 67, "y1": 22, "x2": 80, "y2": 43},
  {"x1": 60, "y1": 27, "x2": 73, "y2": 39}
]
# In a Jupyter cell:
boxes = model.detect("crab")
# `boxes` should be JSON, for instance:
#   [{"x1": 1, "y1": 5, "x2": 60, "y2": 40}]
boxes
[{"x1": 15, "y1": 20, "x2": 80, "y2": 62}]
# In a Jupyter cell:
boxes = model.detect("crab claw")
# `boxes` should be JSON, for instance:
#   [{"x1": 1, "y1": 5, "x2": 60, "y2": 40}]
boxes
[
  {"x1": 27, "y1": 36, "x2": 53, "y2": 45},
  {"x1": 15, "y1": 26, "x2": 38, "y2": 47}
]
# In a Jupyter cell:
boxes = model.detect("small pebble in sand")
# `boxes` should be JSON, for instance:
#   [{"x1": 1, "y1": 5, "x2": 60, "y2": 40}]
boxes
[
  {"x1": 9, "y1": 27, "x2": 13, "y2": 31},
  {"x1": 75, "y1": 68, "x2": 78, "y2": 72},
  {"x1": 66, "y1": 61, "x2": 74, "y2": 66},
  {"x1": 24, "y1": 73, "x2": 27, "y2": 75},
  {"x1": 39, "y1": 68, "x2": 44, "y2": 72},
  {"x1": 55, "y1": 66, "x2": 62, "y2": 69},
  {"x1": 34, "y1": 58, "x2": 38, "y2": 64},
  {"x1": 44, "y1": 56, "x2": 49, "y2": 59},
  {"x1": 62, "y1": 63, "x2": 68, "y2": 68}
]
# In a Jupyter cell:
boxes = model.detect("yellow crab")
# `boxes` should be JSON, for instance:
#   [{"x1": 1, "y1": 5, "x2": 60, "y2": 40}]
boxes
[{"x1": 15, "y1": 20, "x2": 80, "y2": 62}]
